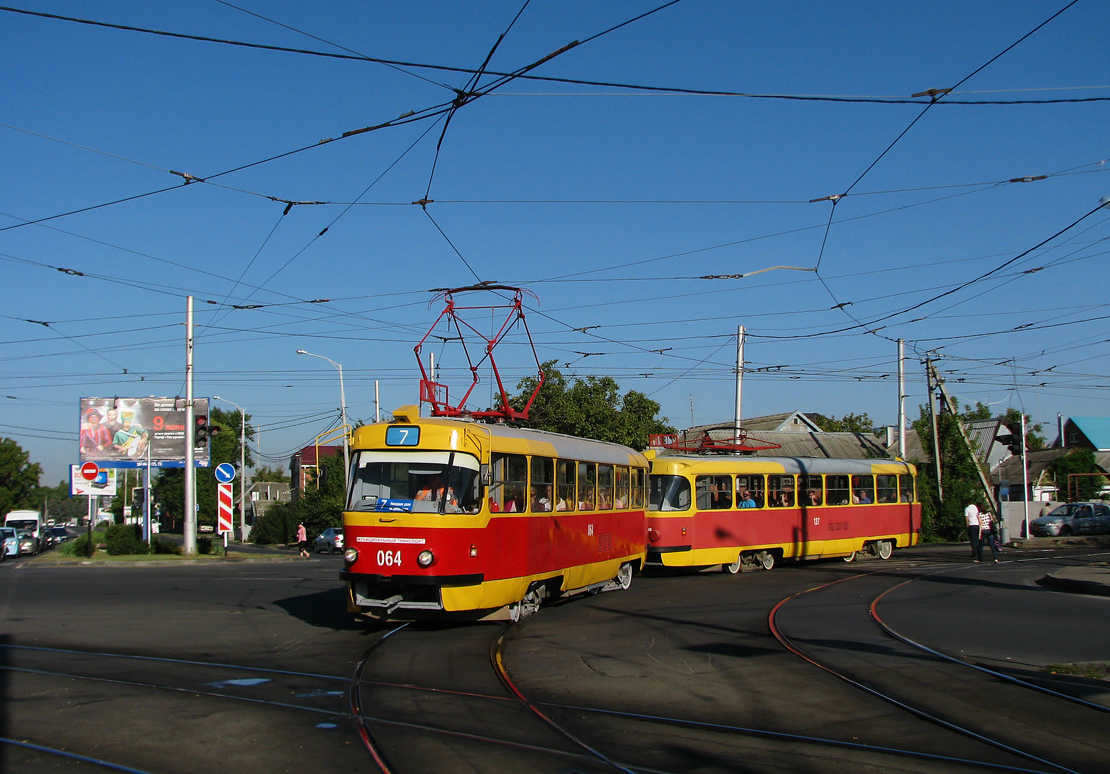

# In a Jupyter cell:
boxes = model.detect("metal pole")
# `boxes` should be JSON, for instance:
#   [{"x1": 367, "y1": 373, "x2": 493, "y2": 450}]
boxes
[
  {"x1": 897, "y1": 339, "x2": 906, "y2": 459},
  {"x1": 1021, "y1": 413, "x2": 1030, "y2": 540},
  {"x1": 375, "y1": 380, "x2": 381, "y2": 423},
  {"x1": 184, "y1": 296, "x2": 196, "y2": 555},
  {"x1": 733, "y1": 325, "x2": 744, "y2": 438},
  {"x1": 296, "y1": 350, "x2": 349, "y2": 490}
]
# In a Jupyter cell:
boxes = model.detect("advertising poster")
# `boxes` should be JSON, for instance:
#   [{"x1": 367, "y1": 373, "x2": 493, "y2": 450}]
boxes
[
  {"x1": 69, "y1": 465, "x2": 119, "y2": 497},
  {"x1": 79, "y1": 397, "x2": 212, "y2": 468}
]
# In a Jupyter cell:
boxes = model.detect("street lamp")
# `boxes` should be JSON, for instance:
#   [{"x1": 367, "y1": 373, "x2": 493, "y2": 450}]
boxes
[
  {"x1": 212, "y1": 396, "x2": 247, "y2": 542},
  {"x1": 296, "y1": 349, "x2": 350, "y2": 490}
]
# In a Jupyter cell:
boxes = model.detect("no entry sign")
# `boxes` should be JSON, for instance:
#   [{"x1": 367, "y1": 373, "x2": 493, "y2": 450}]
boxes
[{"x1": 80, "y1": 462, "x2": 100, "y2": 481}]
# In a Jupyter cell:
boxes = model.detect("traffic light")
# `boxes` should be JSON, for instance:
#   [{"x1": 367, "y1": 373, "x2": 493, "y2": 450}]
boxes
[
  {"x1": 995, "y1": 421, "x2": 1024, "y2": 456},
  {"x1": 194, "y1": 414, "x2": 220, "y2": 445}
]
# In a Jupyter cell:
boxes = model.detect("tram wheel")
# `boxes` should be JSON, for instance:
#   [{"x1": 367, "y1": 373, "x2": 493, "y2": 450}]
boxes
[
  {"x1": 875, "y1": 540, "x2": 893, "y2": 560},
  {"x1": 615, "y1": 562, "x2": 633, "y2": 589},
  {"x1": 723, "y1": 556, "x2": 742, "y2": 574},
  {"x1": 509, "y1": 588, "x2": 543, "y2": 622},
  {"x1": 841, "y1": 551, "x2": 857, "y2": 563},
  {"x1": 756, "y1": 551, "x2": 775, "y2": 571}
]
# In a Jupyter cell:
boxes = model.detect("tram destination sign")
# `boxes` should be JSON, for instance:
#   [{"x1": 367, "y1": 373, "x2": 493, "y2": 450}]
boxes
[{"x1": 79, "y1": 397, "x2": 212, "y2": 468}]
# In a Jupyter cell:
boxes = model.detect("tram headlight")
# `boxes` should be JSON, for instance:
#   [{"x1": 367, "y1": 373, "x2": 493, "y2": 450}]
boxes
[
  {"x1": 343, "y1": 547, "x2": 358, "y2": 564},
  {"x1": 417, "y1": 549, "x2": 435, "y2": 567}
]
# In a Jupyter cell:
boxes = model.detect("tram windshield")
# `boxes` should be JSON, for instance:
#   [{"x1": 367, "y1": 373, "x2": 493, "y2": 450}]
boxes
[
  {"x1": 649, "y1": 475, "x2": 691, "y2": 511},
  {"x1": 347, "y1": 451, "x2": 481, "y2": 514}
]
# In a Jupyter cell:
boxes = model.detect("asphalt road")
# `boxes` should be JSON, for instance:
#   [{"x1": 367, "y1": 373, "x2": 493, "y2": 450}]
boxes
[{"x1": 1, "y1": 543, "x2": 1107, "y2": 773}]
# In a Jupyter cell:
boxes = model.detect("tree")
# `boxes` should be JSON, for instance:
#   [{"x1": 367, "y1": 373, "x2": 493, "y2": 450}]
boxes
[
  {"x1": 811, "y1": 412, "x2": 875, "y2": 434},
  {"x1": 0, "y1": 437, "x2": 42, "y2": 515},
  {"x1": 252, "y1": 452, "x2": 344, "y2": 544},
  {"x1": 153, "y1": 406, "x2": 256, "y2": 530},
  {"x1": 510, "y1": 362, "x2": 674, "y2": 449},
  {"x1": 1048, "y1": 448, "x2": 1107, "y2": 502},
  {"x1": 911, "y1": 405, "x2": 986, "y2": 542},
  {"x1": 253, "y1": 465, "x2": 289, "y2": 483},
  {"x1": 33, "y1": 480, "x2": 87, "y2": 523}
]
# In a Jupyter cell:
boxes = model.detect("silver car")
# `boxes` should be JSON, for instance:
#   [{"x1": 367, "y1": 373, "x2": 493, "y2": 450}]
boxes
[
  {"x1": 313, "y1": 527, "x2": 344, "y2": 554},
  {"x1": 1030, "y1": 502, "x2": 1110, "y2": 537}
]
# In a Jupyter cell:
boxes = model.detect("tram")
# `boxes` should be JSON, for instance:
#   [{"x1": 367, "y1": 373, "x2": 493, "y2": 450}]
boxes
[
  {"x1": 647, "y1": 453, "x2": 921, "y2": 571},
  {"x1": 341, "y1": 406, "x2": 650, "y2": 620}
]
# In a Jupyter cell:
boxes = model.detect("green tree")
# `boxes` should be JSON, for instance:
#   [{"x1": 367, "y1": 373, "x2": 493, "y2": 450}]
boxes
[
  {"x1": 999, "y1": 407, "x2": 1046, "y2": 451},
  {"x1": 252, "y1": 452, "x2": 344, "y2": 545},
  {"x1": 911, "y1": 405, "x2": 987, "y2": 542},
  {"x1": 811, "y1": 412, "x2": 875, "y2": 434},
  {"x1": 510, "y1": 362, "x2": 674, "y2": 449},
  {"x1": 0, "y1": 437, "x2": 42, "y2": 515},
  {"x1": 34, "y1": 480, "x2": 88, "y2": 523},
  {"x1": 1047, "y1": 448, "x2": 1107, "y2": 502},
  {"x1": 153, "y1": 406, "x2": 256, "y2": 530},
  {"x1": 253, "y1": 465, "x2": 289, "y2": 483}
]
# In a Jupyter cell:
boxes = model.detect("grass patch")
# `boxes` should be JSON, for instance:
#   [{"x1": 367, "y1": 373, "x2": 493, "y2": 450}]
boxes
[{"x1": 1045, "y1": 662, "x2": 1110, "y2": 680}]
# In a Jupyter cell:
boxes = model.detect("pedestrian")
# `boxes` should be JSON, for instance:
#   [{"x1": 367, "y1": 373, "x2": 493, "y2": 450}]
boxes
[
  {"x1": 296, "y1": 523, "x2": 309, "y2": 559},
  {"x1": 964, "y1": 501, "x2": 983, "y2": 563},
  {"x1": 979, "y1": 509, "x2": 1000, "y2": 563}
]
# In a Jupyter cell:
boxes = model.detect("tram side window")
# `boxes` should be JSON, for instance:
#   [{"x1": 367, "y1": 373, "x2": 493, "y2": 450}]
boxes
[
  {"x1": 530, "y1": 457, "x2": 554, "y2": 512},
  {"x1": 800, "y1": 475, "x2": 823, "y2": 506},
  {"x1": 577, "y1": 462, "x2": 597, "y2": 510},
  {"x1": 615, "y1": 466, "x2": 630, "y2": 508},
  {"x1": 631, "y1": 467, "x2": 645, "y2": 508},
  {"x1": 827, "y1": 475, "x2": 851, "y2": 505},
  {"x1": 695, "y1": 475, "x2": 732, "y2": 510},
  {"x1": 852, "y1": 475, "x2": 874, "y2": 504},
  {"x1": 598, "y1": 464, "x2": 614, "y2": 510},
  {"x1": 768, "y1": 474, "x2": 795, "y2": 508},
  {"x1": 490, "y1": 453, "x2": 527, "y2": 512},
  {"x1": 555, "y1": 459, "x2": 575, "y2": 511},
  {"x1": 736, "y1": 474, "x2": 763, "y2": 508},
  {"x1": 649, "y1": 475, "x2": 691, "y2": 511},
  {"x1": 899, "y1": 474, "x2": 915, "y2": 503},
  {"x1": 876, "y1": 475, "x2": 898, "y2": 503}
]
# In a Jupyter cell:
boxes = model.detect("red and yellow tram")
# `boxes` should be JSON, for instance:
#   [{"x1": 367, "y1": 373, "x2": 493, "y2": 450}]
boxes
[
  {"x1": 341, "y1": 406, "x2": 650, "y2": 620},
  {"x1": 646, "y1": 453, "x2": 921, "y2": 571}
]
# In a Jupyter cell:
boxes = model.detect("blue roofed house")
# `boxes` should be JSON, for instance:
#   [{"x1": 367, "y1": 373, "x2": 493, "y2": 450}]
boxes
[{"x1": 1062, "y1": 417, "x2": 1110, "y2": 455}]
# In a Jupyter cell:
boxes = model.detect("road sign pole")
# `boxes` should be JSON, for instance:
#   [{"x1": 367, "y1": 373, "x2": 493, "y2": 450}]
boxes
[{"x1": 86, "y1": 494, "x2": 94, "y2": 557}]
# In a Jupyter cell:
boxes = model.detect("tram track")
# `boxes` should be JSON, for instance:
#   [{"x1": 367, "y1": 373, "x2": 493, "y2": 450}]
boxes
[
  {"x1": 0, "y1": 641, "x2": 364, "y2": 773},
  {"x1": 768, "y1": 560, "x2": 1110, "y2": 774}
]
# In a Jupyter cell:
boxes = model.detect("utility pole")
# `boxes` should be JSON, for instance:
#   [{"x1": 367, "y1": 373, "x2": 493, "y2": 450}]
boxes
[
  {"x1": 927, "y1": 360, "x2": 998, "y2": 512},
  {"x1": 733, "y1": 325, "x2": 745, "y2": 438},
  {"x1": 184, "y1": 296, "x2": 196, "y2": 556}
]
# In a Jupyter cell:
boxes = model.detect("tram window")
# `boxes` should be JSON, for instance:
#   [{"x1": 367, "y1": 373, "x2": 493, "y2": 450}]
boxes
[
  {"x1": 578, "y1": 462, "x2": 597, "y2": 510},
  {"x1": 736, "y1": 474, "x2": 763, "y2": 508},
  {"x1": 598, "y1": 464, "x2": 614, "y2": 510},
  {"x1": 631, "y1": 467, "x2": 645, "y2": 508},
  {"x1": 768, "y1": 475, "x2": 795, "y2": 508},
  {"x1": 555, "y1": 459, "x2": 575, "y2": 511},
  {"x1": 876, "y1": 475, "x2": 898, "y2": 503},
  {"x1": 899, "y1": 474, "x2": 915, "y2": 503},
  {"x1": 530, "y1": 457, "x2": 554, "y2": 512},
  {"x1": 851, "y1": 475, "x2": 874, "y2": 504},
  {"x1": 347, "y1": 451, "x2": 480, "y2": 514},
  {"x1": 695, "y1": 475, "x2": 732, "y2": 510},
  {"x1": 800, "y1": 475, "x2": 823, "y2": 506},
  {"x1": 649, "y1": 475, "x2": 691, "y2": 511},
  {"x1": 490, "y1": 453, "x2": 527, "y2": 513},
  {"x1": 827, "y1": 475, "x2": 851, "y2": 506},
  {"x1": 615, "y1": 466, "x2": 630, "y2": 508}
]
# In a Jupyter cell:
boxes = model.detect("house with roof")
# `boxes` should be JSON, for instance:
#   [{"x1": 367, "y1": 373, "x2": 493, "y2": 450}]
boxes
[
  {"x1": 290, "y1": 444, "x2": 341, "y2": 499},
  {"x1": 668, "y1": 412, "x2": 890, "y2": 460}
]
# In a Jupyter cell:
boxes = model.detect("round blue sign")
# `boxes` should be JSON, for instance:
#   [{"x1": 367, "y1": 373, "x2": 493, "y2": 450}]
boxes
[{"x1": 214, "y1": 463, "x2": 236, "y2": 483}]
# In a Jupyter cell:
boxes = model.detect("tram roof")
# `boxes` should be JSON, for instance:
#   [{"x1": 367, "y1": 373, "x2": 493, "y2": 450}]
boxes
[{"x1": 651, "y1": 454, "x2": 915, "y2": 476}]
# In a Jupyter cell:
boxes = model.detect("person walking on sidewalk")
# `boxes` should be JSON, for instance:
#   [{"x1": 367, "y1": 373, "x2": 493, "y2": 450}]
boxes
[
  {"x1": 296, "y1": 523, "x2": 309, "y2": 559},
  {"x1": 965, "y1": 501, "x2": 983, "y2": 563}
]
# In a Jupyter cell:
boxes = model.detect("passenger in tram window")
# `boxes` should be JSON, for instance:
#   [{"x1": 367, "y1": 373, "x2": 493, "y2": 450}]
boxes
[
  {"x1": 807, "y1": 490, "x2": 821, "y2": 506},
  {"x1": 738, "y1": 490, "x2": 757, "y2": 508},
  {"x1": 857, "y1": 489, "x2": 872, "y2": 504},
  {"x1": 531, "y1": 485, "x2": 552, "y2": 512}
]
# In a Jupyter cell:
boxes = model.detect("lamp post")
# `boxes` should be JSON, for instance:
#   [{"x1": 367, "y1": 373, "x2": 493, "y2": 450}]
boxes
[
  {"x1": 212, "y1": 395, "x2": 247, "y2": 542},
  {"x1": 296, "y1": 349, "x2": 349, "y2": 490}
]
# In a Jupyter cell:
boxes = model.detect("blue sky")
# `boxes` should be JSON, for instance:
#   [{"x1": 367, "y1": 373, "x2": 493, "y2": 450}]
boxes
[{"x1": 2, "y1": 1, "x2": 1108, "y2": 486}]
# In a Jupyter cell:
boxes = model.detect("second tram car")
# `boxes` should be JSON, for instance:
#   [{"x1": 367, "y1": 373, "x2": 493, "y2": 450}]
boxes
[
  {"x1": 341, "y1": 406, "x2": 650, "y2": 620},
  {"x1": 647, "y1": 453, "x2": 920, "y2": 571}
]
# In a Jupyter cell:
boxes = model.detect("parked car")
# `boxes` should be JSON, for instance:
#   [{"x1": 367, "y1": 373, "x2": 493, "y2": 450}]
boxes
[
  {"x1": 1030, "y1": 502, "x2": 1110, "y2": 537},
  {"x1": 314, "y1": 527, "x2": 344, "y2": 554},
  {"x1": 1, "y1": 527, "x2": 18, "y2": 560},
  {"x1": 48, "y1": 526, "x2": 73, "y2": 544}
]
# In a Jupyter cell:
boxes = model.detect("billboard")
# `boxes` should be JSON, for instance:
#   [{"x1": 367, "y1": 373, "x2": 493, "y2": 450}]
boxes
[
  {"x1": 69, "y1": 464, "x2": 119, "y2": 496},
  {"x1": 80, "y1": 397, "x2": 212, "y2": 468}
]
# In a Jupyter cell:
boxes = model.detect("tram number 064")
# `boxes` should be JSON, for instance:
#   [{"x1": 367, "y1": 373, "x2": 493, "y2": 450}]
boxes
[{"x1": 376, "y1": 549, "x2": 402, "y2": 567}]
